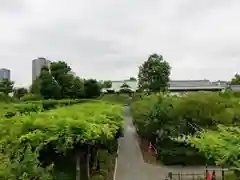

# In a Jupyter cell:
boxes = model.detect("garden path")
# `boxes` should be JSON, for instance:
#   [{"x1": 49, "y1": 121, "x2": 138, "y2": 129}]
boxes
[{"x1": 114, "y1": 106, "x2": 221, "y2": 180}]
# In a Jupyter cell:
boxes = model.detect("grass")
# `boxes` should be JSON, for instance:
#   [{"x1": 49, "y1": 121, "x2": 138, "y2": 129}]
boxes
[{"x1": 101, "y1": 94, "x2": 130, "y2": 105}]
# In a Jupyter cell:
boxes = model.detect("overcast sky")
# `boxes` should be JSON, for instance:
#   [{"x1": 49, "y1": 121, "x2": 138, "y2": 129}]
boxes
[{"x1": 1, "y1": 0, "x2": 240, "y2": 87}]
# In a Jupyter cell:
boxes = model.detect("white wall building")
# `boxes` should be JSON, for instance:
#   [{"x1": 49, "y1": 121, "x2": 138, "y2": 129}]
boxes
[{"x1": 32, "y1": 57, "x2": 51, "y2": 82}]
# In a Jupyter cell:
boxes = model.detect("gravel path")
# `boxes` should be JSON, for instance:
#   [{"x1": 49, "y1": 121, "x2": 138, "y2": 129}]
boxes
[{"x1": 114, "y1": 107, "x2": 222, "y2": 180}]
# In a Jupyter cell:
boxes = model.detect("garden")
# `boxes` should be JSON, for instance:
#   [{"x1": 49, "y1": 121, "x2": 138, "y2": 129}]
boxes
[
  {"x1": 0, "y1": 99, "x2": 123, "y2": 179},
  {"x1": 131, "y1": 92, "x2": 240, "y2": 177}
]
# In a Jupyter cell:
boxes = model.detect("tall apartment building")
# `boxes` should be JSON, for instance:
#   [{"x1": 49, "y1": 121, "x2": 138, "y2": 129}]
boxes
[
  {"x1": 32, "y1": 57, "x2": 51, "y2": 82},
  {"x1": 0, "y1": 68, "x2": 10, "y2": 81}
]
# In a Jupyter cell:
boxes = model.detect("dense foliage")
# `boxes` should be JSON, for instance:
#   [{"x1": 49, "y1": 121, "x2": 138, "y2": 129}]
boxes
[
  {"x1": 131, "y1": 92, "x2": 240, "y2": 166},
  {"x1": 138, "y1": 53, "x2": 171, "y2": 92},
  {"x1": 13, "y1": 87, "x2": 28, "y2": 99},
  {"x1": 182, "y1": 126, "x2": 240, "y2": 175},
  {"x1": 31, "y1": 61, "x2": 101, "y2": 100},
  {"x1": 101, "y1": 94, "x2": 130, "y2": 105},
  {"x1": 0, "y1": 101, "x2": 123, "y2": 179},
  {"x1": 0, "y1": 99, "x2": 88, "y2": 118},
  {"x1": 0, "y1": 78, "x2": 14, "y2": 95},
  {"x1": 231, "y1": 73, "x2": 240, "y2": 85}
]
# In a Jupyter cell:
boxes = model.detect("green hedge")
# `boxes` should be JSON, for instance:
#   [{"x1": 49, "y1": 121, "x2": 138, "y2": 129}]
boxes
[
  {"x1": 131, "y1": 92, "x2": 240, "y2": 165},
  {"x1": 0, "y1": 99, "x2": 89, "y2": 118},
  {"x1": 0, "y1": 102, "x2": 123, "y2": 179}
]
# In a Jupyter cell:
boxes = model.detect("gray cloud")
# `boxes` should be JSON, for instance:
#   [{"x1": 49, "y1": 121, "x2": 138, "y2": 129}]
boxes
[{"x1": 1, "y1": 0, "x2": 240, "y2": 86}]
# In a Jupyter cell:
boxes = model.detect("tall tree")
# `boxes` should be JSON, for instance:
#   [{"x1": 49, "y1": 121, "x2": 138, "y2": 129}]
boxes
[
  {"x1": 39, "y1": 70, "x2": 61, "y2": 99},
  {"x1": 72, "y1": 77, "x2": 85, "y2": 98},
  {"x1": 0, "y1": 78, "x2": 14, "y2": 95},
  {"x1": 138, "y1": 53, "x2": 171, "y2": 92},
  {"x1": 13, "y1": 87, "x2": 28, "y2": 99},
  {"x1": 84, "y1": 79, "x2": 101, "y2": 98},
  {"x1": 31, "y1": 61, "x2": 85, "y2": 99},
  {"x1": 231, "y1": 73, "x2": 240, "y2": 85},
  {"x1": 30, "y1": 78, "x2": 41, "y2": 94}
]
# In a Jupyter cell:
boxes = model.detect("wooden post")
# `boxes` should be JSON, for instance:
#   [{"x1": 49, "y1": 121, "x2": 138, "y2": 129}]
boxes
[
  {"x1": 76, "y1": 152, "x2": 81, "y2": 180},
  {"x1": 222, "y1": 167, "x2": 224, "y2": 180},
  {"x1": 86, "y1": 146, "x2": 90, "y2": 179},
  {"x1": 205, "y1": 165, "x2": 208, "y2": 180}
]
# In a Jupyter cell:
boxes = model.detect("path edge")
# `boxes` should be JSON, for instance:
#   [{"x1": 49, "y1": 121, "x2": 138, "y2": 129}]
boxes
[{"x1": 113, "y1": 138, "x2": 120, "y2": 180}]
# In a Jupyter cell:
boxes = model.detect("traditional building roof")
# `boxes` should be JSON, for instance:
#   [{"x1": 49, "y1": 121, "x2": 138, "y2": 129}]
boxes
[
  {"x1": 102, "y1": 79, "x2": 227, "y2": 92},
  {"x1": 168, "y1": 80, "x2": 225, "y2": 91}
]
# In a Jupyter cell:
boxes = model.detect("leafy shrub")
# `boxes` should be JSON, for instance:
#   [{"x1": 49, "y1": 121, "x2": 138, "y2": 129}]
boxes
[
  {"x1": 0, "y1": 92, "x2": 17, "y2": 103},
  {"x1": 184, "y1": 125, "x2": 240, "y2": 175},
  {"x1": 101, "y1": 94, "x2": 130, "y2": 105},
  {"x1": 131, "y1": 92, "x2": 240, "y2": 165},
  {"x1": 0, "y1": 99, "x2": 89, "y2": 118},
  {"x1": 20, "y1": 93, "x2": 43, "y2": 101},
  {"x1": 0, "y1": 102, "x2": 123, "y2": 178}
]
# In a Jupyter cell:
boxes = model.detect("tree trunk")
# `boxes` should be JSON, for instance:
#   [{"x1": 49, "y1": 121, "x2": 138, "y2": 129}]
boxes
[
  {"x1": 76, "y1": 152, "x2": 81, "y2": 180},
  {"x1": 86, "y1": 146, "x2": 90, "y2": 179}
]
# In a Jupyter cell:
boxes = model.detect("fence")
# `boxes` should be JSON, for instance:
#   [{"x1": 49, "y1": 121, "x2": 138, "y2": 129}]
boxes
[{"x1": 165, "y1": 167, "x2": 230, "y2": 180}]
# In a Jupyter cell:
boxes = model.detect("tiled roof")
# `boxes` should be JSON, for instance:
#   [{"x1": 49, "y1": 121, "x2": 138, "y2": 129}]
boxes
[
  {"x1": 169, "y1": 80, "x2": 225, "y2": 90},
  {"x1": 103, "y1": 80, "x2": 227, "y2": 92},
  {"x1": 169, "y1": 80, "x2": 211, "y2": 87}
]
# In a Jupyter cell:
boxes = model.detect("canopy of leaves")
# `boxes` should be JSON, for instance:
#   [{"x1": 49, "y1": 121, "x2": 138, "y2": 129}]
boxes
[
  {"x1": 231, "y1": 73, "x2": 240, "y2": 85},
  {"x1": 138, "y1": 53, "x2": 171, "y2": 92},
  {"x1": 131, "y1": 92, "x2": 240, "y2": 165},
  {"x1": 31, "y1": 61, "x2": 85, "y2": 99},
  {"x1": 13, "y1": 87, "x2": 28, "y2": 99},
  {"x1": 0, "y1": 101, "x2": 123, "y2": 178},
  {"x1": 39, "y1": 69, "x2": 61, "y2": 99},
  {"x1": 129, "y1": 77, "x2": 137, "y2": 81},
  {"x1": 84, "y1": 79, "x2": 101, "y2": 98},
  {"x1": 0, "y1": 78, "x2": 14, "y2": 95},
  {"x1": 102, "y1": 80, "x2": 112, "y2": 89},
  {"x1": 186, "y1": 126, "x2": 240, "y2": 171}
]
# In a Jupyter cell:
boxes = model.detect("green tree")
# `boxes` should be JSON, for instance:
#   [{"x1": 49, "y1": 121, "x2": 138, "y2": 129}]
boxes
[
  {"x1": 84, "y1": 79, "x2": 101, "y2": 98},
  {"x1": 102, "y1": 80, "x2": 112, "y2": 88},
  {"x1": 30, "y1": 78, "x2": 41, "y2": 94},
  {"x1": 0, "y1": 78, "x2": 14, "y2": 95},
  {"x1": 72, "y1": 77, "x2": 85, "y2": 98},
  {"x1": 13, "y1": 87, "x2": 28, "y2": 99},
  {"x1": 138, "y1": 53, "x2": 171, "y2": 92},
  {"x1": 39, "y1": 70, "x2": 61, "y2": 99},
  {"x1": 129, "y1": 77, "x2": 137, "y2": 81},
  {"x1": 231, "y1": 73, "x2": 240, "y2": 85},
  {"x1": 31, "y1": 61, "x2": 85, "y2": 99}
]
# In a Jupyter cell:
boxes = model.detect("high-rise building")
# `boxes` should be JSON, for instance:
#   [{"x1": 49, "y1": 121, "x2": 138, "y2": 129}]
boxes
[
  {"x1": 0, "y1": 68, "x2": 10, "y2": 81},
  {"x1": 32, "y1": 57, "x2": 51, "y2": 82}
]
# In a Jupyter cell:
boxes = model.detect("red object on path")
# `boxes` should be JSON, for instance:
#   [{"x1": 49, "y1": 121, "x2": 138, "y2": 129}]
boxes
[
  {"x1": 207, "y1": 172, "x2": 212, "y2": 180},
  {"x1": 148, "y1": 142, "x2": 152, "y2": 152},
  {"x1": 212, "y1": 170, "x2": 216, "y2": 179}
]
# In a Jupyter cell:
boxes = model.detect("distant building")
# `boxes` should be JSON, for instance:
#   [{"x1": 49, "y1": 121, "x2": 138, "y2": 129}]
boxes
[
  {"x1": 32, "y1": 57, "x2": 51, "y2": 82},
  {"x1": 168, "y1": 80, "x2": 225, "y2": 95},
  {"x1": 102, "y1": 80, "x2": 138, "y2": 92},
  {"x1": 0, "y1": 68, "x2": 10, "y2": 81},
  {"x1": 102, "y1": 79, "x2": 228, "y2": 94}
]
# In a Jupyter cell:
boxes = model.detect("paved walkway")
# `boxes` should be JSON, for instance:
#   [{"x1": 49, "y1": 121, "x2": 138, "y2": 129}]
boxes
[
  {"x1": 114, "y1": 107, "x2": 168, "y2": 180},
  {"x1": 114, "y1": 107, "x2": 220, "y2": 180}
]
